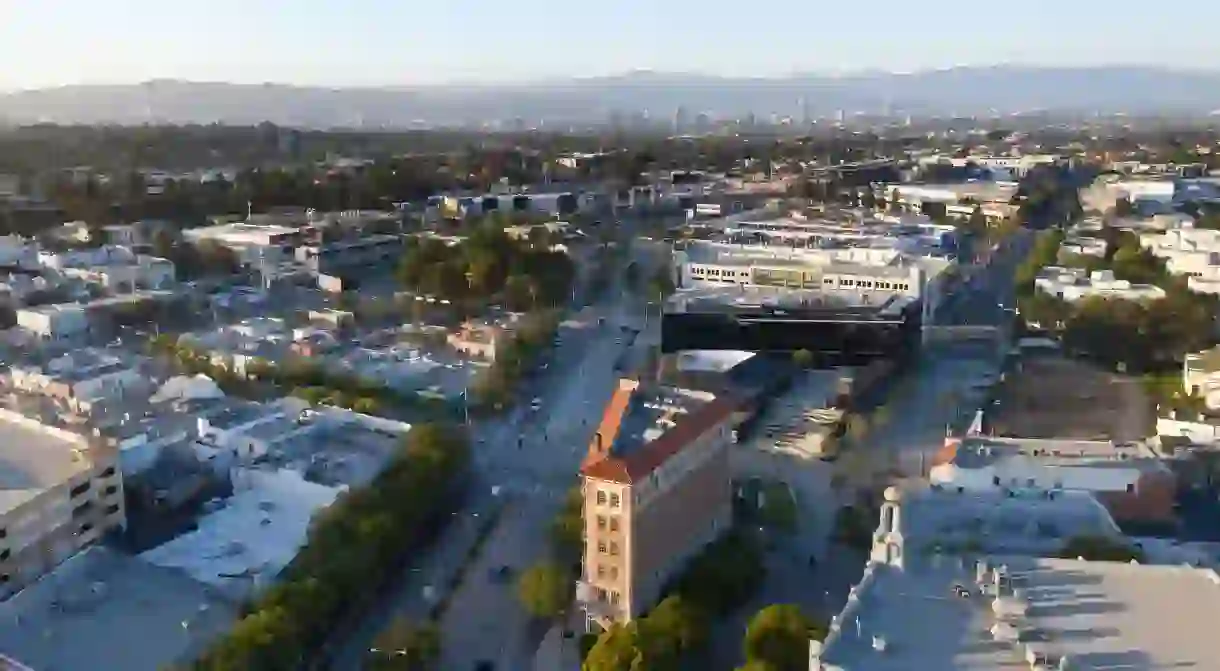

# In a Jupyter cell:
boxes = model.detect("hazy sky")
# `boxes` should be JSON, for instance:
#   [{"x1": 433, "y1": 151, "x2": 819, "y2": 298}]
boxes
[{"x1": 2, "y1": 0, "x2": 1218, "y2": 90}]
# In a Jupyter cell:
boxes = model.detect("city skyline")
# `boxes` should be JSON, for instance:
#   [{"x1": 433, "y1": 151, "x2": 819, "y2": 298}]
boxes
[{"x1": 3, "y1": 0, "x2": 1220, "y2": 91}]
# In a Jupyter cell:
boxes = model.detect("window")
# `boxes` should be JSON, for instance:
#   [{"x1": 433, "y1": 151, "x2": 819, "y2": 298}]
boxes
[
  {"x1": 992, "y1": 476, "x2": 1001, "y2": 486},
  {"x1": 100, "y1": 467, "x2": 116, "y2": 478},
  {"x1": 72, "y1": 501, "x2": 93, "y2": 518},
  {"x1": 79, "y1": 523, "x2": 94, "y2": 534},
  {"x1": 596, "y1": 491, "x2": 606, "y2": 506},
  {"x1": 598, "y1": 541, "x2": 607, "y2": 554},
  {"x1": 69, "y1": 481, "x2": 90, "y2": 498},
  {"x1": 597, "y1": 515, "x2": 607, "y2": 530},
  {"x1": 0, "y1": 549, "x2": 8, "y2": 561},
  {"x1": 610, "y1": 591, "x2": 621, "y2": 605},
  {"x1": 1125, "y1": 483, "x2": 1135, "y2": 493},
  {"x1": 609, "y1": 517, "x2": 620, "y2": 532},
  {"x1": 609, "y1": 542, "x2": 619, "y2": 556},
  {"x1": 609, "y1": 493, "x2": 620, "y2": 508},
  {"x1": 103, "y1": 485, "x2": 119, "y2": 497},
  {"x1": 597, "y1": 565, "x2": 605, "y2": 578},
  {"x1": 610, "y1": 566, "x2": 619, "y2": 580},
  {"x1": 104, "y1": 503, "x2": 120, "y2": 516}
]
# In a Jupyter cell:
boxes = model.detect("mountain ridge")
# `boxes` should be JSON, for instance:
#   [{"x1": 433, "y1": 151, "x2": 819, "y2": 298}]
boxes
[{"x1": 3, "y1": 66, "x2": 1218, "y2": 127}]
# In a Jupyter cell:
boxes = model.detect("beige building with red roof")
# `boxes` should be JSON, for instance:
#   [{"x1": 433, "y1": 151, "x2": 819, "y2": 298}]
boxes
[{"x1": 576, "y1": 378, "x2": 737, "y2": 629}]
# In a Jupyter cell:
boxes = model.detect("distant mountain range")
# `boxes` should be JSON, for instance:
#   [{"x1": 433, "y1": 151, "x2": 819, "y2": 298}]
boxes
[{"x1": 2, "y1": 66, "x2": 1219, "y2": 128}]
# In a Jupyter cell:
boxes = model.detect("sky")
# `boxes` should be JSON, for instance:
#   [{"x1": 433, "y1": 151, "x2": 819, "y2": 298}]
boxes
[{"x1": 2, "y1": 0, "x2": 1219, "y2": 91}]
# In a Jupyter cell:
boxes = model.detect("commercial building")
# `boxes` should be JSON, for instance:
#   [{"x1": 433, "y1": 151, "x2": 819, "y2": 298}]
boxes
[
  {"x1": 139, "y1": 467, "x2": 342, "y2": 600},
  {"x1": 1033, "y1": 267, "x2": 1165, "y2": 302},
  {"x1": 0, "y1": 547, "x2": 238, "y2": 671},
  {"x1": 183, "y1": 221, "x2": 305, "y2": 265},
  {"x1": 813, "y1": 550, "x2": 1220, "y2": 670},
  {"x1": 294, "y1": 233, "x2": 405, "y2": 275},
  {"x1": 662, "y1": 287, "x2": 920, "y2": 361},
  {"x1": 577, "y1": 379, "x2": 738, "y2": 629},
  {"x1": 930, "y1": 437, "x2": 1177, "y2": 526},
  {"x1": 0, "y1": 409, "x2": 126, "y2": 599}
]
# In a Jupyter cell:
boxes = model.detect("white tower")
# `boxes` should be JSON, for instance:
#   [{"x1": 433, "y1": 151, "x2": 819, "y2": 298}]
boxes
[{"x1": 870, "y1": 486, "x2": 906, "y2": 568}]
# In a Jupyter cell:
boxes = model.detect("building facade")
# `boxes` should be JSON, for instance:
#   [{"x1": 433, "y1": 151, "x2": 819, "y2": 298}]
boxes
[{"x1": 577, "y1": 379, "x2": 736, "y2": 629}]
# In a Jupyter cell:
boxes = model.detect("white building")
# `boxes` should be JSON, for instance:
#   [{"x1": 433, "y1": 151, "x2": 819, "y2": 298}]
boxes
[
  {"x1": 16, "y1": 304, "x2": 89, "y2": 339},
  {"x1": 183, "y1": 221, "x2": 305, "y2": 266},
  {"x1": 0, "y1": 409, "x2": 127, "y2": 600},
  {"x1": 1140, "y1": 226, "x2": 1220, "y2": 282},
  {"x1": 1059, "y1": 236, "x2": 1107, "y2": 258},
  {"x1": 39, "y1": 246, "x2": 175, "y2": 291},
  {"x1": 1034, "y1": 266, "x2": 1165, "y2": 302}
]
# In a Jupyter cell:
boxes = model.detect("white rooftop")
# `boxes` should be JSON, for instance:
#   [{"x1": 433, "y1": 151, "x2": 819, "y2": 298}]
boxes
[
  {"x1": 817, "y1": 557, "x2": 1220, "y2": 670},
  {"x1": 0, "y1": 415, "x2": 90, "y2": 515},
  {"x1": 138, "y1": 467, "x2": 342, "y2": 599}
]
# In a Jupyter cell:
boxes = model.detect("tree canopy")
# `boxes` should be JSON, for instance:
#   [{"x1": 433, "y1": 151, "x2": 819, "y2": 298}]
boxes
[
  {"x1": 193, "y1": 424, "x2": 470, "y2": 670},
  {"x1": 740, "y1": 604, "x2": 827, "y2": 671}
]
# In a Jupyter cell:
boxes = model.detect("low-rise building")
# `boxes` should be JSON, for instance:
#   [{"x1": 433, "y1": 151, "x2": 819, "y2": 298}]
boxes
[
  {"x1": 814, "y1": 548, "x2": 1220, "y2": 670},
  {"x1": 0, "y1": 547, "x2": 238, "y2": 671},
  {"x1": 39, "y1": 245, "x2": 175, "y2": 291},
  {"x1": 1033, "y1": 266, "x2": 1165, "y2": 302},
  {"x1": 1059, "y1": 236, "x2": 1107, "y2": 258},
  {"x1": 1184, "y1": 346, "x2": 1220, "y2": 409},
  {"x1": 7, "y1": 348, "x2": 149, "y2": 415},
  {"x1": 16, "y1": 304, "x2": 89, "y2": 339},
  {"x1": 447, "y1": 318, "x2": 514, "y2": 362},
  {"x1": 577, "y1": 379, "x2": 737, "y2": 629},
  {"x1": 0, "y1": 409, "x2": 126, "y2": 599},
  {"x1": 294, "y1": 233, "x2": 405, "y2": 275},
  {"x1": 930, "y1": 437, "x2": 1176, "y2": 525}
]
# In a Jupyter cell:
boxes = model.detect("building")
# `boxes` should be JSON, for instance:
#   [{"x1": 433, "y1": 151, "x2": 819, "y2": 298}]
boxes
[
  {"x1": 930, "y1": 437, "x2": 1176, "y2": 525},
  {"x1": 813, "y1": 548, "x2": 1220, "y2": 670},
  {"x1": 1184, "y1": 346, "x2": 1220, "y2": 410},
  {"x1": 576, "y1": 379, "x2": 737, "y2": 629},
  {"x1": 662, "y1": 287, "x2": 920, "y2": 361},
  {"x1": 1033, "y1": 267, "x2": 1165, "y2": 302},
  {"x1": 16, "y1": 304, "x2": 89, "y2": 339},
  {"x1": 6, "y1": 348, "x2": 149, "y2": 415},
  {"x1": 0, "y1": 547, "x2": 239, "y2": 671},
  {"x1": 1058, "y1": 236, "x2": 1107, "y2": 258},
  {"x1": 139, "y1": 467, "x2": 342, "y2": 600},
  {"x1": 38, "y1": 246, "x2": 175, "y2": 291},
  {"x1": 0, "y1": 409, "x2": 126, "y2": 599},
  {"x1": 183, "y1": 221, "x2": 305, "y2": 266},
  {"x1": 294, "y1": 233, "x2": 405, "y2": 275},
  {"x1": 447, "y1": 318, "x2": 513, "y2": 362}
]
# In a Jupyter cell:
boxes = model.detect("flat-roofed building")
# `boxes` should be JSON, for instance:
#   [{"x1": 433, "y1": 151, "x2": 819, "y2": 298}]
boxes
[
  {"x1": 577, "y1": 379, "x2": 738, "y2": 629},
  {"x1": 0, "y1": 409, "x2": 126, "y2": 599},
  {"x1": 0, "y1": 546, "x2": 238, "y2": 671},
  {"x1": 930, "y1": 437, "x2": 1177, "y2": 525},
  {"x1": 813, "y1": 553, "x2": 1220, "y2": 671},
  {"x1": 183, "y1": 221, "x2": 306, "y2": 265}
]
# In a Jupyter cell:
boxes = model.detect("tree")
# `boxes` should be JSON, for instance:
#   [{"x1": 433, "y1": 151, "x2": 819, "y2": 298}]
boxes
[
  {"x1": 367, "y1": 618, "x2": 441, "y2": 670},
  {"x1": 583, "y1": 623, "x2": 642, "y2": 671},
  {"x1": 743, "y1": 604, "x2": 827, "y2": 671},
  {"x1": 636, "y1": 596, "x2": 707, "y2": 667},
  {"x1": 516, "y1": 562, "x2": 572, "y2": 620},
  {"x1": 791, "y1": 349, "x2": 815, "y2": 369}
]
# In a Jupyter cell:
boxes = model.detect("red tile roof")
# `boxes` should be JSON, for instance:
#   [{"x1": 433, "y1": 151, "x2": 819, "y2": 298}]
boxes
[{"x1": 580, "y1": 386, "x2": 737, "y2": 485}]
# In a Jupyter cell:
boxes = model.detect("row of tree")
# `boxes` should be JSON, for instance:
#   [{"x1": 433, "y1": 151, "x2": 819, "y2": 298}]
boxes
[
  {"x1": 582, "y1": 531, "x2": 765, "y2": 670},
  {"x1": 191, "y1": 424, "x2": 471, "y2": 670}
]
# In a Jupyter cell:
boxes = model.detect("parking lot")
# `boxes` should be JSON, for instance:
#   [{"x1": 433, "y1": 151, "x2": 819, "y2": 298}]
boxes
[{"x1": 987, "y1": 356, "x2": 1150, "y2": 441}]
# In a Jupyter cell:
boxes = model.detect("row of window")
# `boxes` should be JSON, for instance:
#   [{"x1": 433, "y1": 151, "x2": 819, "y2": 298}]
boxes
[
  {"x1": 595, "y1": 515, "x2": 620, "y2": 532},
  {"x1": 827, "y1": 277, "x2": 910, "y2": 291},
  {"x1": 595, "y1": 564, "x2": 620, "y2": 581},
  {"x1": 596, "y1": 540, "x2": 620, "y2": 556},
  {"x1": 594, "y1": 490, "x2": 621, "y2": 508}
]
